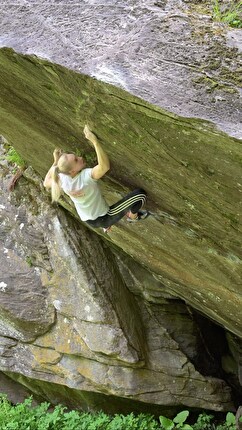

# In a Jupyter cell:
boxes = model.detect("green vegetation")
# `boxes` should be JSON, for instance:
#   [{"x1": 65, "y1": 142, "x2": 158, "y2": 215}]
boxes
[
  {"x1": 159, "y1": 410, "x2": 192, "y2": 429},
  {"x1": 26, "y1": 256, "x2": 34, "y2": 267},
  {"x1": 212, "y1": 0, "x2": 242, "y2": 28},
  {"x1": 195, "y1": 411, "x2": 238, "y2": 430},
  {"x1": 0, "y1": 394, "x2": 241, "y2": 430},
  {"x1": 5, "y1": 146, "x2": 26, "y2": 168},
  {"x1": 74, "y1": 147, "x2": 96, "y2": 165}
]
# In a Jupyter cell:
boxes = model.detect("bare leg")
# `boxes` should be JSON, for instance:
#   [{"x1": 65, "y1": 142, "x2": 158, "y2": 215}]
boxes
[{"x1": 126, "y1": 211, "x2": 138, "y2": 220}]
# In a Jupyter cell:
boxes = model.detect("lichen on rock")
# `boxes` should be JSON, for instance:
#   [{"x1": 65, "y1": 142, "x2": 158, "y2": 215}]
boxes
[{"x1": 0, "y1": 43, "x2": 242, "y2": 412}]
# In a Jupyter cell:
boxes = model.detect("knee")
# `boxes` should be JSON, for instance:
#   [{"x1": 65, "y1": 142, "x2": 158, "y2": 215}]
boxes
[{"x1": 135, "y1": 188, "x2": 147, "y2": 196}]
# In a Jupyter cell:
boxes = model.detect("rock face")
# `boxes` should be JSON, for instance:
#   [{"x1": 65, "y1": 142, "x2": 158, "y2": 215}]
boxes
[
  {"x1": 0, "y1": 1, "x2": 242, "y2": 406},
  {"x1": 0, "y1": 153, "x2": 236, "y2": 412},
  {"x1": 0, "y1": 35, "x2": 242, "y2": 413},
  {"x1": 1, "y1": 47, "x2": 242, "y2": 335},
  {"x1": 0, "y1": 0, "x2": 242, "y2": 414},
  {"x1": 0, "y1": 0, "x2": 241, "y2": 138}
]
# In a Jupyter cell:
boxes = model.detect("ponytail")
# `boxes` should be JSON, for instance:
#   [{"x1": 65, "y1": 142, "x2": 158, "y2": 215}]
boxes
[
  {"x1": 50, "y1": 153, "x2": 73, "y2": 202},
  {"x1": 51, "y1": 166, "x2": 62, "y2": 203}
]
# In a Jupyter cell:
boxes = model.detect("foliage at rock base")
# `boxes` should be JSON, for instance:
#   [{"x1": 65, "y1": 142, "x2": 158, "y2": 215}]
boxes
[{"x1": 0, "y1": 394, "x2": 240, "y2": 430}]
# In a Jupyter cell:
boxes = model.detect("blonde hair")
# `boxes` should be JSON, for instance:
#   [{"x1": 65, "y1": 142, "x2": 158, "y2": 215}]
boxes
[{"x1": 51, "y1": 154, "x2": 74, "y2": 203}]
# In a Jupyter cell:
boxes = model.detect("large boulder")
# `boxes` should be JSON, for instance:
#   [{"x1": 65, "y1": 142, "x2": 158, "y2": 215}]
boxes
[
  {"x1": 0, "y1": 0, "x2": 241, "y2": 138},
  {"x1": 0, "y1": 0, "x2": 241, "y2": 412},
  {"x1": 0, "y1": 47, "x2": 241, "y2": 340},
  {"x1": 0, "y1": 147, "x2": 236, "y2": 413}
]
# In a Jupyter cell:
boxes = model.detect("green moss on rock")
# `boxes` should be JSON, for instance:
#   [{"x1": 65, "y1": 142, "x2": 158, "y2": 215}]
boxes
[{"x1": 1, "y1": 47, "x2": 242, "y2": 339}]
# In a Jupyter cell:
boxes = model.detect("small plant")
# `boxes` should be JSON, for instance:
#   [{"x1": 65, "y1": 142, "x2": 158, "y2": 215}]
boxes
[
  {"x1": 4, "y1": 146, "x2": 27, "y2": 190},
  {"x1": 159, "y1": 410, "x2": 193, "y2": 430},
  {"x1": 216, "y1": 412, "x2": 237, "y2": 430},
  {"x1": 6, "y1": 146, "x2": 26, "y2": 168},
  {"x1": 212, "y1": 0, "x2": 242, "y2": 28},
  {"x1": 193, "y1": 412, "x2": 214, "y2": 430},
  {"x1": 226, "y1": 412, "x2": 236, "y2": 428},
  {"x1": 26, "y1": 256, "x2": 33, "y2": 267}
]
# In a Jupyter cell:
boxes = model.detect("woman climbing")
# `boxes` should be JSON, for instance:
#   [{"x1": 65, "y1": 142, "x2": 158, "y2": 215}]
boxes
[{"x1": 43, "y1": 125, "x2": 148, "y2": 232}]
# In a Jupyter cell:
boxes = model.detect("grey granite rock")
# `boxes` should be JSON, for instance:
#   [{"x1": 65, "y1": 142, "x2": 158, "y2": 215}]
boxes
[{"x1": 0, "y1": 0, "x2": 241, "y2": 138}]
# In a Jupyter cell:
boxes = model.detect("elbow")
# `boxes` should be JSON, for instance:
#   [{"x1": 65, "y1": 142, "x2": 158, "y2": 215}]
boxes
[
  {"x1": 43, "y1": 178, "x2": 51, "y2": 189},
  {"x1": 99, "y1": 165, "x2": 110, "y2": 177},
  {"x1": 105, "y1": 160, "x2": 110, "y2": 173},
  {"x1": 101, "y1": 162, "x2": 110, "y2": 175},
  {"x1": 103, "y1": 167, "x2": 110, "y2": 176}
]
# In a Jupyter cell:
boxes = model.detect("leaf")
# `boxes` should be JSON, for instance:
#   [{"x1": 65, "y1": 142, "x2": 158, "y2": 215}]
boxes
[
  {"x1": 181, "y1": 425, "x2": 193, "y2": 430},
  {"x1": 159, "y1": 415, "x2": 174, "y2": 430},
  {"x1": 226, "y1": 412, "x2": 236, "y2": 426},
  {"x1": 173, "y1": 411, "x2": 189, "y2": 425}
]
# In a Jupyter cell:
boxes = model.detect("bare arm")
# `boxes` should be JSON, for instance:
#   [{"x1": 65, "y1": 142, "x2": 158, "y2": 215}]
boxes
[
  {"x1": 84, "y1": 125, "x2": 110, "y2": 180},
  {"x1": 43, "y1": 165, "x2": 55, "y2": 189},
  {"x1": 43, "y1": 149, "x2": 62, "y2": 189}
]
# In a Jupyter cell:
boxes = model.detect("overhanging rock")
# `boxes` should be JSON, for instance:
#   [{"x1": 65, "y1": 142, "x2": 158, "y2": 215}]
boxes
[
  {"x1": 0, "y1": 47, "x2": 242, "y2": 339},
  {"x1": 0, "y1": 0, "x2": 241, "y2": 138},
  {"x1": 0, "y1": 157, "x2": 236, "y2": 412}
]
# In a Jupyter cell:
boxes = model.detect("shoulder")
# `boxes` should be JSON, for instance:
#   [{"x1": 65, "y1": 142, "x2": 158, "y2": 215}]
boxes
[
  {"x1": 59, "y1": 172, "x2": 67, "y2": 183},
  {"x1": 81, "y1": 168, "x2": 97, "y2": 183}
]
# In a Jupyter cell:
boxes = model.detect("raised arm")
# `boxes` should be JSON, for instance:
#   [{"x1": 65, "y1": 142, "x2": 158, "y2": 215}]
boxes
[{"x1": 84, "y1": 125, "x2": 110, "y2": 180}]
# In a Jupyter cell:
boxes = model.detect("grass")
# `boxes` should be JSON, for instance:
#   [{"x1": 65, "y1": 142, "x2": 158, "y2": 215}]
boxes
[{"x1": 212, "y1": 0, "x2": 242, "y2": 28}]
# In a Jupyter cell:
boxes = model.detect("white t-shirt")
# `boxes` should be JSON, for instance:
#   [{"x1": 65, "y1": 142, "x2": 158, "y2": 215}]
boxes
[{"x1": 59, "y1": 168, "x2": 109, "y2": 221}]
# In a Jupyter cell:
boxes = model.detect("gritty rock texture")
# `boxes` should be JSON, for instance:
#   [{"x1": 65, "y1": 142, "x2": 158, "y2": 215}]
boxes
[
  {"x1": 0, "y1": 0, "x2": 242, "y2": 413},
  {"x1": 0, "y1": 47, "x2": 242, "y2": 341},
  {"x1": 0, "y1": 145, "x2": 236, "y2": 413},
  {"x1": 0, "y1": 373, "x2": 41, "y2": 405},
  {"x1": 0, "y1": 211, "x2": 54, "y2": 341},
  {"x1": 0, "y1": 43, "x2": 242, "y2": 410},
  {"x1": 0, "y1": 0, "x2": 241, "y2": 138}
]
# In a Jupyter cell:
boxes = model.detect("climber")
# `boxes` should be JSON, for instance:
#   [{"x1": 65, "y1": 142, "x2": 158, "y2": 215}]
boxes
[{"x1": 43, "y1": 125, "x2": 148, "y2": 232}]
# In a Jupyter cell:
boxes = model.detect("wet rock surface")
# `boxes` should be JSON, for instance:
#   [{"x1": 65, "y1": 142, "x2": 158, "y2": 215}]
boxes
[{"x1": 0, "y1": 0, "x2": 241, "y2": 138}]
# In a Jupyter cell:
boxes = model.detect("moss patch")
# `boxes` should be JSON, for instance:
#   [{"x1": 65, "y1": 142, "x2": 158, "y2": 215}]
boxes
[{"x1": 1, "y1": 47, "x2": 242, "y2": 338}]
